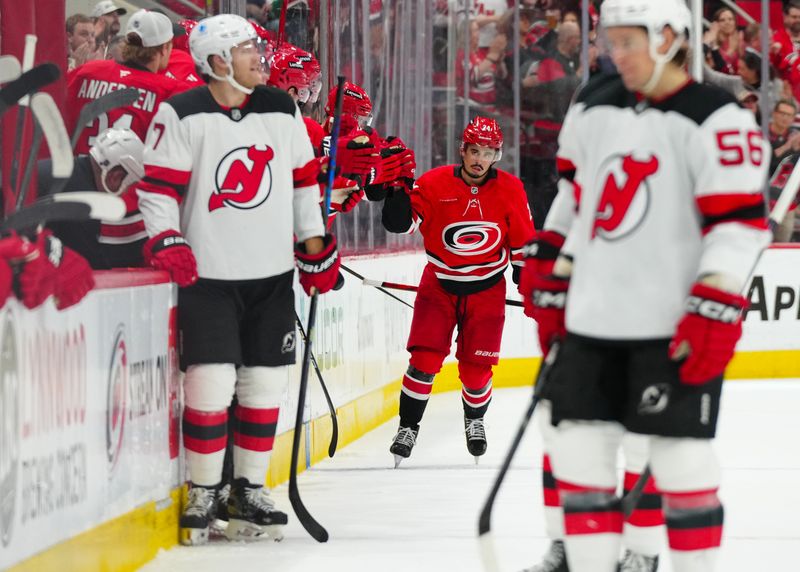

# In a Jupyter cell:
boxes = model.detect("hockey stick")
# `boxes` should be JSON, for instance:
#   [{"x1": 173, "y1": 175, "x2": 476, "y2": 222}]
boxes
[
  {"x1": 478, "y1": 341, "x2": 560, "y2": 572},
  {"x1": 0, "y1": 192, "x2": 125, "y2": 232},
  {"x1": 768, "y1": 156, "x2": 800, "y2": 235},
  {"x1": 340, "y1": 263, "x2": 414, "y2": 309},
  {"x1": 324, "y1": 76, "x2": 346, "y2": 216},
  {"x1": 70, "y1": 87, "x2": 139, "y2": 150},
  {"x1": 361, "y1": 277, "x2": 524, "y2": 308},
  {"x1": 25, "y1": 93, "x2": 73, "y2": 198},
  {"x1": 0, "y1": 56, "x2": 21, "y2": 84},
  {"x1": 289, "y1": 291, "x2": 329, "y2": 542},
  {"x1": 0, "y1": 63, "x2": 60, "y2": 118},
  {"x1": 295, "y1": 310, "x2": 339, "y2": 458},
  {"x1": 10, "y1": 35, "x2": 37, "y2": 196},
  {"x1": 16, "y1": 117, "x2": 43, "y2": 210}
]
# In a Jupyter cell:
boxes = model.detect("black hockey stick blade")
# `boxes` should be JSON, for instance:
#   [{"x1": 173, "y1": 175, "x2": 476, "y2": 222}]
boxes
[
  {"x1": 0, "y1": 63, "x2": 59, "y2": 117},
  {"x1": 0, "y1": 55, "x2": 21, "y2": 84},
  {"x1": 477, "y1": 342, "x2": 560, "y2": 572},
  {"x1": 28, "y1": 92, "x2": 73, "y2": 196},
  {"x1": 289, "y1": 292, "x2": 330, "y2": 542},
  {"x1": 0, "y1": 192, "x2": 125, "y2": 232},
  {"x1": 70, "y1": 87, "x2": 139, "y2": 150},
  {"x1": 295, "y1": 312, "x2": 339, "y2": 457},
  {"x1": 621, "y1": 465, "x2": 652, "y2": 519}
]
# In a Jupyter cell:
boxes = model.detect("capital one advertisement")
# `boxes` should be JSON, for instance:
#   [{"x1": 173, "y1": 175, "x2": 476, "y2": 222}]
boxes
[{"x1": 0, "y1": 279, "x2": 180, "y2": 569}]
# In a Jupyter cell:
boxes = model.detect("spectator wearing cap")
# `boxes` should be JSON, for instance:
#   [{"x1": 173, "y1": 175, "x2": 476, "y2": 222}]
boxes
[
  {"x1": 737, "y1": 90, "x2": 761, "y2": 123},
  {"x1": 92, "y1": 0, "x2": 126, "y2": 36}
]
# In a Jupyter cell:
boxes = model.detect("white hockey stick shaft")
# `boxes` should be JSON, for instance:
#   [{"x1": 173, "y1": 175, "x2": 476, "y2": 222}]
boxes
[
  {"x1": 769, "y1": 160, "x2": 800, "y2": 229},
  {"x1": 29, "y1": 92, "x2": 73, "y2": 184},
  {"x1": 19, "y1": 35, "x2": 37, "y2": 106}
]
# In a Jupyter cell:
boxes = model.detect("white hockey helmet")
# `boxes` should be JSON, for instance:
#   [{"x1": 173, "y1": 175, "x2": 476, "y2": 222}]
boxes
[
  {"x1": 601, "y1": 0, "x2": 691, "y2": 92},
  {"x1": 189, "y1": 14, "x2": 257, "y2": 94},
  {"x1": 89, "y1": 128, "x2": 145, "y2": 196}
]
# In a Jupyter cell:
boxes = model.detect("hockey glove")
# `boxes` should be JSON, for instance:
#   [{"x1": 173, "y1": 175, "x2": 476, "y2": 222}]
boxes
[
  {"x1": 0, "y1": 233, "x2": 34, "y2": 307},
  {"x1": 337, "y1": 131, "x2": 380, "y2": 178},
  {"x1": 669, "y1": 283, "x2": 748, "y2": 385},
  {"x1": 144, "y1": 230, "x2": 198, "y2": 287},
  {"x1": 527, "y1": 274, "x2": 569, "y2": 357},
  {"x1": 295, "y1": 234, "x2": 341, "y2": 295},
  {"x1": 330, "y1": 186, "x2": 365, "y2": 214},
  {"x1": 53, "y1": 247, "x2": 95, "y2": 310},
  {"x1": 518, "y1": 230, "x2": 566, "y2": 314},
  {"x1": 16, "y1": 230, "x2": 63, "y2": 309}
]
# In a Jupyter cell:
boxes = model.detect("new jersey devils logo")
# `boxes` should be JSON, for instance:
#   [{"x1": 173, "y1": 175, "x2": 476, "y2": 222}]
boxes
[
  {"x1": 210, "y1": 145, "x2": 275, "y2": 212},
  {"x1": 592, "y1": 154, "x2": 659, "y2": 240},
  {"x1": 442, "y1": 221, "x2": 502, "y2": 256}
]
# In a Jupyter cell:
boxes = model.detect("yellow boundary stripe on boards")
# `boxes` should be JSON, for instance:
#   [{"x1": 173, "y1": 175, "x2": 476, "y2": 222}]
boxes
[{"x1": 11, "y1": 349, "x2": 799, "y2": 572}]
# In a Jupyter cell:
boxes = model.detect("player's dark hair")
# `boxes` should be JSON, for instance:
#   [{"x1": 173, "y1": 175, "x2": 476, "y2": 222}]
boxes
[
  {"x1": 122, "y1": 33, "x2": 170, "y2": 66},
  {"x1": 785, "y1": 0, "x2": 800, "y2": 15}
]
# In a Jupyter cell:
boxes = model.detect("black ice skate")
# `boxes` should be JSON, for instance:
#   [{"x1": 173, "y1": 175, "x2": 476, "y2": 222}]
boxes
[
  {"x1": 521, "y1": 540, "x2": 569, "y2": 572},
  {"x1": 618, "y1": 550, "x2": 659, "y2": 572},
  {"x1": 225, "y1": 478, "x2": 288, "y2": 542},
  {"x1": 209, "y1": 482, "x2": 231, "y2": 536},
  {"x1": 464, "y1": 416, "x2": 487, "y2": 462},
  {"x1": 179, "y1": 484, "x2": 218, "y2": 546},
  {"x1": 390, "y1": 424, "x2": 419, "y2": 467}
]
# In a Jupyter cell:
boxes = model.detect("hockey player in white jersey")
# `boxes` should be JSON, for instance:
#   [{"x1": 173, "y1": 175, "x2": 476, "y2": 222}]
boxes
[
  {"x1": 520, "y1": 1, "x2": 770, "y2": 571},
  {"x1": 136, "y1": 14, "x2": 340, "y2": 546}
]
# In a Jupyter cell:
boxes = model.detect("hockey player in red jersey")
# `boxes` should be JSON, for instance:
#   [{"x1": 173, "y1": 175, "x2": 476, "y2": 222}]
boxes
[
  {"x1": 519, "y1": 1, "x2": 770, "y2": 571},
  {"x1": 382, "y1": 117, "x2": 534, "y2": 466},
  {"x1": 135, "y1": 13, "x2": 340, "y2": 546},
  {"x1": 67, "y1": 9, "x2": 193, "y2": 155}
]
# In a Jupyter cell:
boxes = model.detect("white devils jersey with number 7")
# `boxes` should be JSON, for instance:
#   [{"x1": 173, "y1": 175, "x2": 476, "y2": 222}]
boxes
[
  {"x1": 136, "y1": 85, "x2": 324, "y2": 280},
  {"x1": 558, "y1": 74, "x2": 770, "y2": 340}
]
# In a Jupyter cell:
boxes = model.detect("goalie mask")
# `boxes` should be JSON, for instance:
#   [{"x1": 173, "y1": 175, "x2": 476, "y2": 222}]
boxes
[{"x1": 89, "y1": 128, "x2": 145, "y2": 195}]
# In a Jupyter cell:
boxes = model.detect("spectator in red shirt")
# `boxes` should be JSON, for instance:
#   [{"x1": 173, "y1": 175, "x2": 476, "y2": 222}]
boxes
[{"x1": 771, "y1": 0, "x2": 800, "y2": 80}]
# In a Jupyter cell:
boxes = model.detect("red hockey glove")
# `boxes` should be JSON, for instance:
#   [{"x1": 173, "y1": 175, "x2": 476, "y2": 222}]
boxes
[
  {"x1": 330, "y1": 186, "x2": 365, "y2": 214},
  {"x1": 16, "y1": 230, "x2": 62, "y2": 309},
  {"x1": 295, "y1": 234, "x2": 341, "y2": 295},
  {"x1": 0, "y1": 233, "x2": 34, "y2": 307},
  {"x1": 143, "y1": 230, "x2": 198, "y2": 287},
  {"x1": 0, "y1": 258, "x2": 12, "y2": 308},
  {"x1": 382, "y1": 136, "x2": 416, "y2": 181},
  {"x1": 337, "y1": 131, "x2": 380, "y2": 178},
  {"x1": 669, "y1": 283, "x2": 748, "y2": 385},
  {"x1": 519, "y1": 231, "x2": 566, "y2": 314},
  {"x1": 53, "y1": 247, "x2": 95, "y2": 310},
  {"x1": 527, "y1": 274, "x2": 569, "y2": 357}
]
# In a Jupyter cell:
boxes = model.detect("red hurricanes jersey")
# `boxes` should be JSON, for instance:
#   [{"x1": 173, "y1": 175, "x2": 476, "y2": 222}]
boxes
[
  {"x1": 408, "y1": 165, "x2": 534, "y2": 291},
  {"x1": 164, "y1": 49, "x2": 202, "y2": 84},
  {"x1": 66, "y1": 60, "x2": 192, "y2": 154}
]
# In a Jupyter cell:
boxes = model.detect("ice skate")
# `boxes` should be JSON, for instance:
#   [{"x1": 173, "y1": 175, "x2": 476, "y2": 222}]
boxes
[
  {"x1": 389, "y1": 424, "x2": 419, "y2": 467},
  {"x1": 179, "y1": 484, "x2": 218, "y2": 546},
  {"x1": 521, "y1": 540, "x2": 569, "y2": 572},
  {"x1": 465, "y1": 416, "x2": 487, "y2": 462},
  {"x1": 225, "y1": 478, "x2": 288, "y2": 542},
  {"x1": 618, "y1": 550, "x2": 659, "y2": 572},
  {"x1": 209, "y1": 483, "x2": 231, "y2": 536}
]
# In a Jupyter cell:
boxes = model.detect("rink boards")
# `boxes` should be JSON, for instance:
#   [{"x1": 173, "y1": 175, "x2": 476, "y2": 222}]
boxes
[{"x1": 3, "y1": 246, "x2": 800, "y2": 571}]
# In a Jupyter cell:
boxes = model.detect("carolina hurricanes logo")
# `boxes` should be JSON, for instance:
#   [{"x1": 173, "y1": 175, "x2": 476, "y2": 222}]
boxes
[
  {"x1": 209, "y1": 145, "x2": 275, "y2": 212},
  {"x1": 442, "y1": 221, "x2": 502, "y2": 256},
  {"x1": 592, "y1": 154, "x2": 659, "y2": 240}
]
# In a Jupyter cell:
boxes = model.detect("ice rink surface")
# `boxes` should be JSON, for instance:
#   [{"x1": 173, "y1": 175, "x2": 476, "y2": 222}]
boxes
[{"x1": 141, "y1": 380, "x2": 800, "y2": 572}]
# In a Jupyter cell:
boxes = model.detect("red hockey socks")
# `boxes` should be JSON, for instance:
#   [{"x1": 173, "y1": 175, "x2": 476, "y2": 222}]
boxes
[
  {"x1": 664, "y1": 490, "x2": 723, "y2": 572},
  {"x1": 183, "y1": 407, "x2": 227, "y2": 486},
  {"x1": 233, "y1": 405, "x2": 279, "y2": 485},
  {"x1": 623, "y1": 470, "x2": 665, "y2": 557},
  {"x1": 560, "y1": 480, "x2": 622, "y2": 572},
  {"x1": 459, "y1": 361, "x2": 493, "y2": 418},
  {"x1": 542, "y1": 454, "x2": 564, "y2": 539}
]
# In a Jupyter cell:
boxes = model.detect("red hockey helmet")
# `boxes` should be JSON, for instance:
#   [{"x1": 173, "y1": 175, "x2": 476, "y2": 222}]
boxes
[
  {"x1": 325, "y1": 81, "x2": 373, "y2": 127},
  {"x1": 462, "y1": 116, "x2": 503, "y2": 150},
  {"x1": 268, "y1": 45, "x2": 322, "y2": 105},
  {"x1": 173, "y1": 19, "x2": 198, "y2": 52}
]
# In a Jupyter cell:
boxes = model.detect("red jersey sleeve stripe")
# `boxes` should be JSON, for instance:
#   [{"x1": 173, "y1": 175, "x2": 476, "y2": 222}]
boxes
[
  {"x1": 144, "y1": 164, "x2": 191, "y2": 186},
  {"x1": 697, "y1": 193, "x2": 767, "y2": 234},
  {"x1": 294, "y1": 159, "x2": 320, "y2": 189},
  {"x1": 137, "y1": 179, "x2": 183, "y2": 202}
]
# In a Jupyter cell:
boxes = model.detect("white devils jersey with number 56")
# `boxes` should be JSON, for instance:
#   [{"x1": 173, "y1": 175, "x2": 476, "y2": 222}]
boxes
[
  {"x1": 136, "y1": 85, "x2": 324, "y2": 280},
  {"x1": 558, "y1": 74, "x2": 770, "y2": 340}
]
